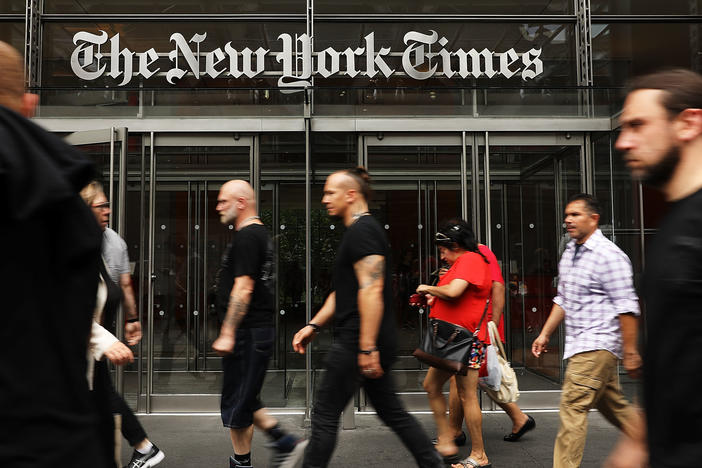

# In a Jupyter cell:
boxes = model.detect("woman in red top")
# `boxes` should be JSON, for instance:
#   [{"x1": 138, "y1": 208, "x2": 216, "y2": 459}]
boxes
[{"x1": 416, "y1": 220, "x2": 492, "y2": 468}]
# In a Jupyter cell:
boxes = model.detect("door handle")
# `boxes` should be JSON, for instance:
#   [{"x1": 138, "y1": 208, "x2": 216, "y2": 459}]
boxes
[{"x1": 151, "y1": 273, "x2": 157, "y2": 281}]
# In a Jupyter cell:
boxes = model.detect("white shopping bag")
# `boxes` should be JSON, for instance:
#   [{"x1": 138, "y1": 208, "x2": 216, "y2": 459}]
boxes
[{"x1": 479, "y1": 343, "x2": 502, "y2": 391}]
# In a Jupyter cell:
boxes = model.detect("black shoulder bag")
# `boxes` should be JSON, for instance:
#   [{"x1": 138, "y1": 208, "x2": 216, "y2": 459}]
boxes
[{"x1": 412, "y1": 299, "x2": 490, "y2": 376}]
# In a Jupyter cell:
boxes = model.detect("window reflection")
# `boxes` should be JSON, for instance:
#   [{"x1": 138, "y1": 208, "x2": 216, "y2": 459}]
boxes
[
  {"x1": 0, "y1": 0, "x2": 24, "y2": 13},
  {"x1": 591, "y1": 0, "x2": 702, "y2": 15},
  {"x1": 44, "y1": 0, "x2": 304, "y2": 14},
  {"x1": 0, "y1": 22, "x2": 24, "y2": 53},
  {"x1": 593, "y1": 23, "x2": 702, "y2": 86},
  {"x1": 315, "y1": 0, "x2": 571, "y2": 15}
]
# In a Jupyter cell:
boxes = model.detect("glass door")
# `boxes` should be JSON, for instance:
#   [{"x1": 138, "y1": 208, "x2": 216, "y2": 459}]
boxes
[
  {"x1": 145, "y1": 134, "x2": 252, "y2": 412},
  {"x1": 483, "y1": 134, "x2": 584, "y2": 401},
  {"x1": 364, "y1": 135, "x2": 468, "y2": 400}
]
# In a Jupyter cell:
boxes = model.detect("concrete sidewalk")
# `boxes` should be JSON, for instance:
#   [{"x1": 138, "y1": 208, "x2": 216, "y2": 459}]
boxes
[{"x1": 120, "y1": 411, "x2": 620, "y2": 467}]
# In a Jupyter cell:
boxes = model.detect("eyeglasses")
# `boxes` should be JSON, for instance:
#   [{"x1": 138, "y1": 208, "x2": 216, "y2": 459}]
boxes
[{"x1": 92, "y1": 202, "x2": 110, "y2": 211}]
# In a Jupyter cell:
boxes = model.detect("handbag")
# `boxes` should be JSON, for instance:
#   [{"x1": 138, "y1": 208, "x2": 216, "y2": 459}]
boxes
[
  {"x1": 412, "y1": 299, "x2": 490, "y2": 376},
  {"x1": 480, "y1": 321, "x2": 520, "y2": 403}
]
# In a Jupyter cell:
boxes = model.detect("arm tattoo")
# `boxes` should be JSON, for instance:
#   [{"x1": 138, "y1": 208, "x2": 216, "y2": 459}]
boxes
[
  {"x1": 355, "y1": 255, "x2": 385, "y2": 289},
  {"x1": 224, "y1": 295, "x2": 249, "y2": 329}
]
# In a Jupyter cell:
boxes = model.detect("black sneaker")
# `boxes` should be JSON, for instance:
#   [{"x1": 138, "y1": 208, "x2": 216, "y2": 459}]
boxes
[
  {"x1": 268, "y1": 434, "x2": 308, "y2": 468},
  {"x1": 124, "y1": 444, "x2": 165, "y2": 468},
  {"x1": 229, "y1": 455, "x2": 253, "y2": 468}
]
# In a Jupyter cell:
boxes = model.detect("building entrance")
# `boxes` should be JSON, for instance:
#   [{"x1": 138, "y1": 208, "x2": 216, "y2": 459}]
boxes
[{"x1": 66, "y1": 130, "x2": 585, "y2": 413}]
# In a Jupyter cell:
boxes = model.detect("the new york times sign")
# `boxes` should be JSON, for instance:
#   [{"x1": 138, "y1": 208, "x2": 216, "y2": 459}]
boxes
[{"x1": 71, "y1": 30, "x2": 544, "y2": 88}]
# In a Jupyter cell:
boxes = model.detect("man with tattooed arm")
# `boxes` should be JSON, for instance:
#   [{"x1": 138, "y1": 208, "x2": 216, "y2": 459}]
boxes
[
  {"x1": 213, "y1": 180, "x2": 306, "y2": 468},
  {"x1": 292, "y1": 168, "x2": 442, "y2": 468}
]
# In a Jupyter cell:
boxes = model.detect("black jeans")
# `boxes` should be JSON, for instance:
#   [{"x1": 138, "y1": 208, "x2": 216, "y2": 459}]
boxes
[
  {"x1": 109, "y1": 386, "x2": 147, "y2": 447},
  {"x1": 302, "y1": 343, "x2": 442, "y2": 468}
]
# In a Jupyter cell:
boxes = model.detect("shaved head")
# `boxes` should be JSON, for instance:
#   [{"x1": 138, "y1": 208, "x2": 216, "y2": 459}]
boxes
[
  {"x1": 329, "y1": 171, "x2": 359, "y2": 192},
  {"x1": 221, "y1": 179, "x2": 255, "y2": 202},
  {"x1": 0, "y1": 41, "x2": 25, "y2": 113},
  {"x1": 216, "y1": 179, "x2": 257, "y2": 225}
]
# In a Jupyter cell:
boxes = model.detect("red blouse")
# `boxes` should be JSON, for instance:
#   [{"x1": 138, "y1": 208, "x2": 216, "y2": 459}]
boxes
[{"x1": 429, "y1": 251, "x2": 492, "y2": 343}]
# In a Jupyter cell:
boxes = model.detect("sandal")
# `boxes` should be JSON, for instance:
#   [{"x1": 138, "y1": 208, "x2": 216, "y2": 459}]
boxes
[{"x1": 454, "y1": 456, "x2": 492, "y2": 468}]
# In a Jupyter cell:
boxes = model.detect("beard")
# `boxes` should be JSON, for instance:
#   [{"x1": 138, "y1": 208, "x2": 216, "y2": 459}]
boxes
[
  {"x1": 637, "y1": 145, "x2": 681, "y2": 189},
  {"x1": 220, "y1": 206, "x2": 238, "y2": 224}
]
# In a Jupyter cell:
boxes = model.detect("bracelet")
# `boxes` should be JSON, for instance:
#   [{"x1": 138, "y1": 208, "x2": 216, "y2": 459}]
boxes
[
  {"x1": 126, "y1": 318, "x2": 139, "y2": 323},
  {"x1": 358, "y1": 346, "x2": 378, "y2": 355},
  {"x1": 306, "y1": 322, "x2": 321, "y2": 332}
]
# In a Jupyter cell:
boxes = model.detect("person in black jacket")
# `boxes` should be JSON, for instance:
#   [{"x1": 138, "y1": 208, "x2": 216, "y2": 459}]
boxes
[{"x1": 0, "y1": 41, "x2": 111, "y2": 468}]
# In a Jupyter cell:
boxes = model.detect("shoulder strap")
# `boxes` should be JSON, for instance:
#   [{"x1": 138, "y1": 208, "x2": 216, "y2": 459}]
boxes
[
  {"x1": 487, "y1": 321, "x2": 508, "y2": 358},
  {"x1": 473, "y1": 299, "x2": 490, "y2": 336}
]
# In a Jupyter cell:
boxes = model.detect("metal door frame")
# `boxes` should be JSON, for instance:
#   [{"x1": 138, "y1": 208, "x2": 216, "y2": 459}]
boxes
[
  {"x1": 479, "y1": 132, "x2": 586, "y2": 402},
  {"x1": 144, "y1": 133, "x2": 254, "y2": 413}
]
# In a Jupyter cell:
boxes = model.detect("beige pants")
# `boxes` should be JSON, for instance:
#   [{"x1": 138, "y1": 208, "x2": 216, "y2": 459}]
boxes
[{"x1": 553, "y1": 350, "x2": 637, "y2": 468}]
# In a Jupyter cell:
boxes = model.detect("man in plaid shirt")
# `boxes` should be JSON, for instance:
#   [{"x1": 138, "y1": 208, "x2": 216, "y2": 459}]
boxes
[{"x1": 532, "y1": 193, "x2": 645, "y2": 468}]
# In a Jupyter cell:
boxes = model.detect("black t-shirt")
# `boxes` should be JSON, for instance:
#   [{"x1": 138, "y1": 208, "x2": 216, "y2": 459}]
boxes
[
  {"x1": 216, "y1": 224, "x2": 275, "y2": 329},
  {"x1": 642, "y1": 188, "x2": 702, "y2": 467},
  {"x1": 333, "y1": 216, "x2": 397, "y2": 359}
]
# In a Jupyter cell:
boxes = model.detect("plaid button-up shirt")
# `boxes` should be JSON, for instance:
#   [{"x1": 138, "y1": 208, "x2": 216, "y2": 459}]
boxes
[{"x1": 554, "y1": 229, "x2": 640, "y2": 360}]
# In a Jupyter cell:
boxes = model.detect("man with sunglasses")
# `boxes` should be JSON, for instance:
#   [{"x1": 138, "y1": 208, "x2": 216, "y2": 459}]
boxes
[{"x1": 292, "y1": 167, "x2": 442, "y2": 468}]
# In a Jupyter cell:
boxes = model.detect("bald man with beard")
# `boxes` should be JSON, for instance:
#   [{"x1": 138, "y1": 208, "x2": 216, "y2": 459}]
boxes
[
  {"x1": 0, "y1": 42, "x2": 111, "y2": 467},
  {"x1": 213, "y1": 180, "x2": 307, "y2": 468}
]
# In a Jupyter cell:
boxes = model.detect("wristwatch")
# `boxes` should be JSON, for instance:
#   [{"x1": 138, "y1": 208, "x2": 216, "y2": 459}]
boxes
[{"x1": 358, "y1": 346, "x2": 378, "y2": 355}]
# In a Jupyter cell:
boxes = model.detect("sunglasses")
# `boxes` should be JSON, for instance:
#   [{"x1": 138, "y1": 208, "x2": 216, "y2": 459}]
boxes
[{"x1": 434, "y1": 232, "x2": 453, "y2": 244}]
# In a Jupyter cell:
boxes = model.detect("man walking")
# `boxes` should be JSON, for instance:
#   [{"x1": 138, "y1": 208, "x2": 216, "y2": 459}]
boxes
[
  {"x1": 616, "y1": 69, "x2": 702, "y2": 468},
  {"x1": 213, "y1": 180, "x2": 306, "y2": 468},
  {"x1": 292, "y1": 167, "x2": 442, "y2": 468},
  {"x1": 531, "y1": 193, "x2": 645, "y2": 468}
]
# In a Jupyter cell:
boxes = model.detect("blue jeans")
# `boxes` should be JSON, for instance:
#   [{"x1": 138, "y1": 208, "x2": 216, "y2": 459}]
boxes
[
  {"x1": 220, "y1": 327, "x2": 274, "y2": 428},
  {"x1": 302, "y1": 343, "x2": 442, "y2": 468}
]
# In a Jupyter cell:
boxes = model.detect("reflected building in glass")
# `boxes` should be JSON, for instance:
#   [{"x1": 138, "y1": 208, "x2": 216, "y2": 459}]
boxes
[{"x1": 3, "y1": 0, "x2": 694, "y2": 413}]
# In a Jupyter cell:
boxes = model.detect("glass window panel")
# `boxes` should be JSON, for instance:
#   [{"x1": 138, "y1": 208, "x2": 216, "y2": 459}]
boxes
[
  {"x1": 312, "y1": 132, "x2": 358, "y2": 173},
  {"x1": 315, "y1": 0, "x2": 572, "y2": 14},
  {"x1": 0, "y1": 21, "x2": 25, "y2": 53},
  {"x1": 44, "y1": 0, "x2": 304, "y2": 14},
  {"x1": 260, "y1": 133, "x2": 306, "y2": 174},
  {"x1": 367, "y1": 145, "x2": 460, "y2": 172},
  {"x1": 592, "y1": 0, "x2": 702, "y2": 15},
  {"x1": 41, "y1": 22, "x2": 305, "y2": 87},
  {"x1": 593, "y1": 23, "x2": 702, "y2": 86},
  {"x1": 0, "y1": 0, "x2": 24, "y2": 13},
  {"x1": 592, "y1": 132, "x2": 615, "y2": 236}
]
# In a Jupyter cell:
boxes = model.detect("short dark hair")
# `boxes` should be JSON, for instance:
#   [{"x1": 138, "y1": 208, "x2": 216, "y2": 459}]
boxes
[
  {"x1": 566, "y1": 193, "x2": 601, "y2": 216},
  {"x1": 627, "y1": 68, "x2": 702, "y2": 117}
]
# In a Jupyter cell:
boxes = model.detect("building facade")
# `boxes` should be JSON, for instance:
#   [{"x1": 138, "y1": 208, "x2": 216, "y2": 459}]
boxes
[{"x1": 2, "y1": 0, "x2": 698, "y2": 413}]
